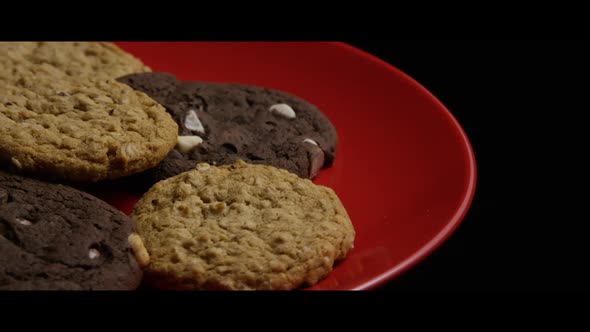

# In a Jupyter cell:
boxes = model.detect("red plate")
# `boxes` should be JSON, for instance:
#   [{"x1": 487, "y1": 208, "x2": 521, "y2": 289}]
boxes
[{"x1": 104, "y1": 42, "x2": 477, "y2": 290}]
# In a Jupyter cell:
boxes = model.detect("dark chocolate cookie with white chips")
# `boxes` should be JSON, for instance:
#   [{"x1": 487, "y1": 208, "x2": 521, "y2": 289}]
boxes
[
  {"x1": 117, "y1": 72, "x2": 337, "y2": 185},
  {"x1": 0, "y1": 170, "x2": 149, "y2": 290}
]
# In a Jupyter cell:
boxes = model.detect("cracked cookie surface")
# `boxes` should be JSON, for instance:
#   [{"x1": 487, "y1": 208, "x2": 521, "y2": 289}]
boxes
[
  {"x1": 131, "y1": 160, "x2": 355, "y2": 290},
  {"x1": 0, "y1": 42, "x2": 177, "y2": 182},
  {"x1": 0, "y1": 170, "x2": 148, "y2": 290},
  {"x1": 117, "y1": 72, "x2": 337, "y2": 186}
]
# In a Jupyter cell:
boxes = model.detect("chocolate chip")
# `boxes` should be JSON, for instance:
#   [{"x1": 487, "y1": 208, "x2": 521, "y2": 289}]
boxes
[
  {"x1": 222, "y1": 143, "x2": 238, "y2": 154},
  {"x1": 0, "y1": 220, "x2": 19, "y2": 245},
  {"x1": 168, "y1": 149, "x2": 184, "y2": 159},
  {"x1": 0, "y1": 189, "x2": 8, "y2": 204},
  {"x1": 246, "y1": 153, "x2": 264, "y2": 161}
]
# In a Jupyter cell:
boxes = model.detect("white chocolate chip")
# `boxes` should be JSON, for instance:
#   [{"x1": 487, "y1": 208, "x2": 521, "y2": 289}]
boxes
[
  {"x1": 128, "y1": 233, "x2": 150, "y2": 267},
  {"x1": 88, "y1": 248, "x2": 100, "y2": 259},
  {"x1": 176, "y1": 136, "x2": 203, "y2": 153},
  {"x1": 269, "y1": 103, "x2": 296, "y2": 119},
  {"x1": 185, "y1": 110, "x2": 205, "y2": 134},
  {"x1": 302, "y1": 138, "x2": 318, "y2": 146},
  {"x1": 16, "y1": 218, "x2": 32, "y2": 226}
]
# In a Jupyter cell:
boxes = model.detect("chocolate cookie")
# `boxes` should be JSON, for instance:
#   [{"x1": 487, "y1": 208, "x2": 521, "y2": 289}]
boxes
[
  {"x1": 131, "y1": 160, "x2": 355, "y2": 290},
  {"x1": 0, "y1": 171, "x2": 149, "y2": 290},
  {"x1": 117, "y1": 72, "x2": 337, "y2": 185}
]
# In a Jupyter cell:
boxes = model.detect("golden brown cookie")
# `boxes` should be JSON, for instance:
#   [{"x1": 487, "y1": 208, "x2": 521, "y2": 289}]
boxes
[
  {"x1": 0, "y1": 42, "x2": 178, "y2": 182},
  {"x1": 131, "y1": 160, "x2": 355, "y2": 290},
  {"x1": 0, "y1": 42, "x2": 150, "y2": 80}
]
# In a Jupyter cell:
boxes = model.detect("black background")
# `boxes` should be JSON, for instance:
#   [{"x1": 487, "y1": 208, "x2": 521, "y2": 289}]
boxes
[{"x1": 348, "y1": 41, "x2": 586, "y2": 291}]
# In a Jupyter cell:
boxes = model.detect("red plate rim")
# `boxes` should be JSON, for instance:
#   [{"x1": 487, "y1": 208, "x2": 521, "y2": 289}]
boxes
[{"x1": 330, "y1": 42, "x2": 477, "y2": 290}]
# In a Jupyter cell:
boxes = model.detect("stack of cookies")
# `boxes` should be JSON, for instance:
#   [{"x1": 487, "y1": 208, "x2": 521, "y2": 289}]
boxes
[{"x1": 0, "y1": 42, "x2": 355, "y2": 290}]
